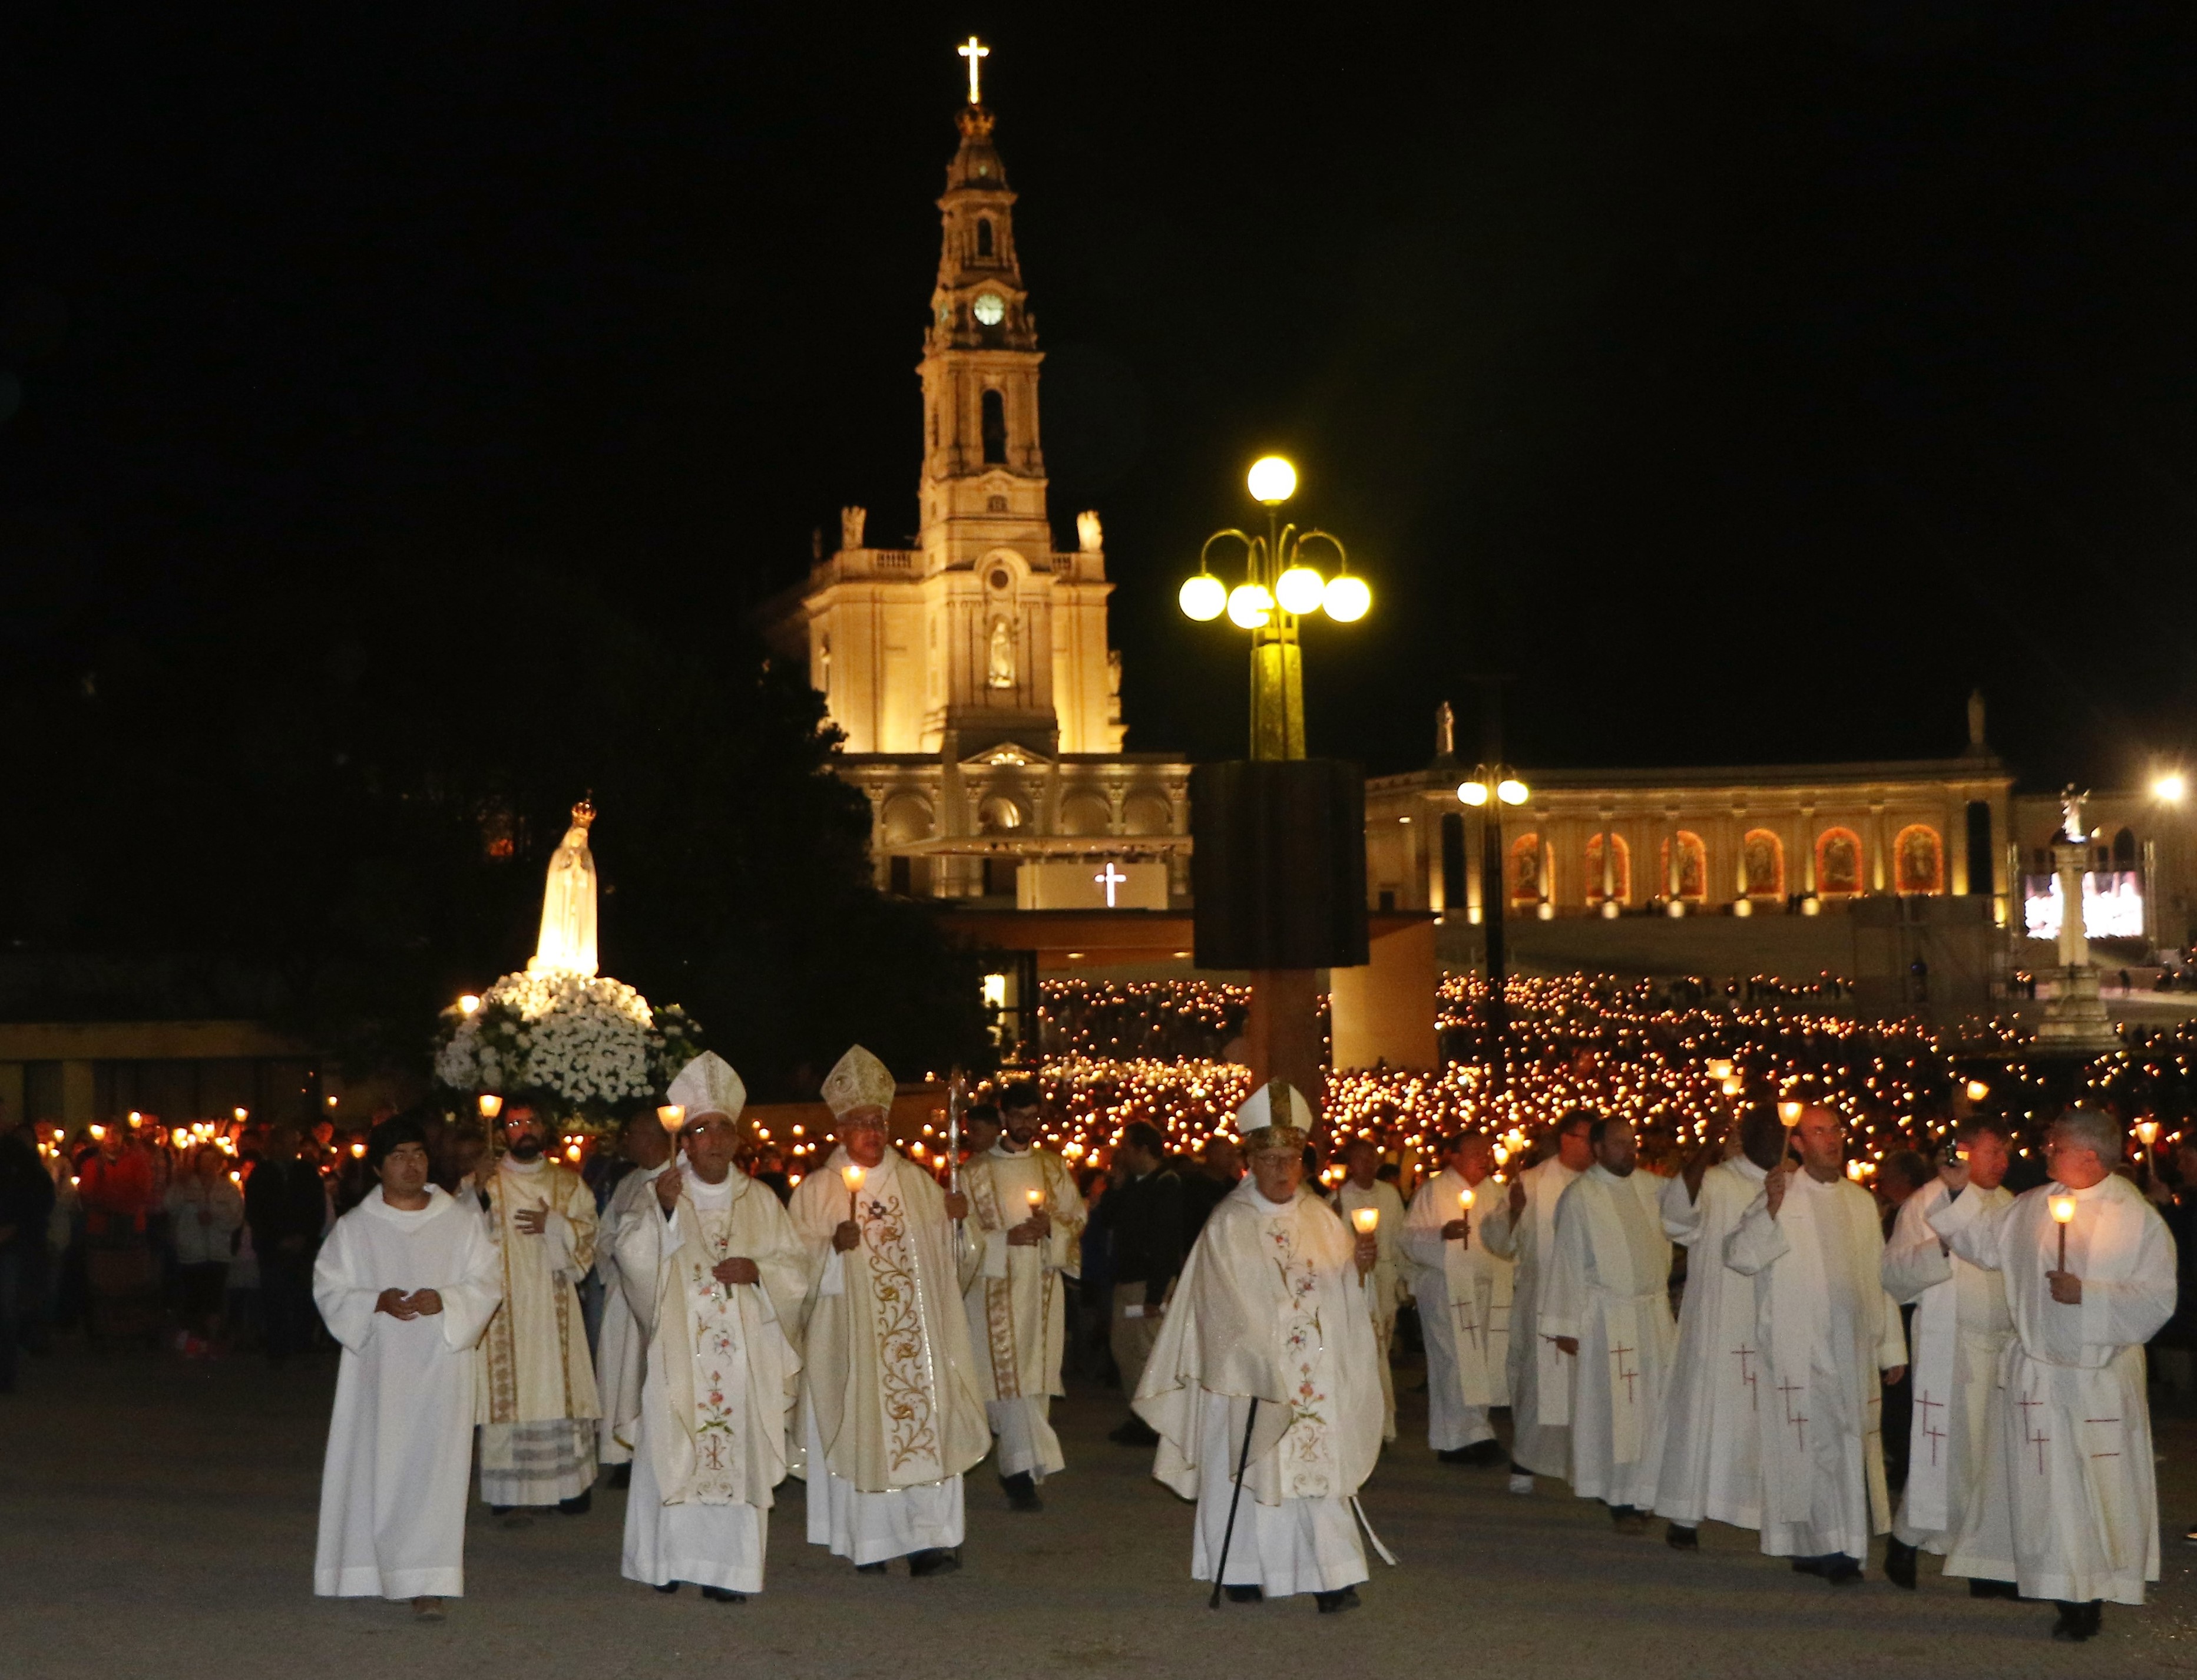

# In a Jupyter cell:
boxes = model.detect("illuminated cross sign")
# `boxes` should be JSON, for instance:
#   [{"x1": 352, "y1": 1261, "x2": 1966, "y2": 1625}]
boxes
[
  {"x1": 958, "y1": 35, "x2": 989, "y2": 104},
  {"x1": 1094, "y1": 862, "x2": 1129, "y2": 906}
]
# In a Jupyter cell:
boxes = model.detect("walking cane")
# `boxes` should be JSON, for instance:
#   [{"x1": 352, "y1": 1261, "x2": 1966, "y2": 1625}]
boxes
[{"x1": 1207, "y1": 1398, "x2": 1260, "y2": 1610}]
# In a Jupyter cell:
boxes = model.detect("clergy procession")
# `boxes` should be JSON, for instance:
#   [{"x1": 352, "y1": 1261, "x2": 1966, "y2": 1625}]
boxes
[{"x1": 309, "y1": 1037, "x2": 2179, "y2": 1646}]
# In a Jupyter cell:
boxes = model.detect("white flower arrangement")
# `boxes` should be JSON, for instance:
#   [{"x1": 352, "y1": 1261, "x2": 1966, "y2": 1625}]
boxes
[{"x1": 435, "y1": 968, "x2": 702, "y2": 1120}]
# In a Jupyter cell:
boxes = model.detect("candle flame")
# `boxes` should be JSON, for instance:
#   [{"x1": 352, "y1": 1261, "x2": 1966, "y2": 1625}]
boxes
[
  {"x1": 1026, "y1": 1188, "x2": 1043, "y2": 1205},
  {"x1": 842, "y1": 1165, "x2": 866, "y2": 1192},
  {"x1": 1351, "y1": 1206, "x2": 1380, "y2": 1234},
  {"x1": 1459, "y1": 1185, "x2": 1475, "y2": 1210},
  {"x1": 657, "y1": 1103, "x2": 686, "y2": 1135},
  {"x1": 2050, "y1": 1195, "x2": 2077, "y2": 1225}
]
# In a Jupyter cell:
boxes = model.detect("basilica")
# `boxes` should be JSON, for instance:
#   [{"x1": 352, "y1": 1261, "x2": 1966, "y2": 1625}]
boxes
[{"x1": 762, "y1": 92, "x2": 1192, "y2": 918}]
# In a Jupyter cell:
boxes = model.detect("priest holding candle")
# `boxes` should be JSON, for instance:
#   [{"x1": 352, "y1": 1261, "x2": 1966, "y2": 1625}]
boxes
[
  {"x1": 958, "y1": 1080, "x2": 1087, "y2": 1510},
  {"x1": 788, "y1": 1045, "x2": 989, "y2": 1576},
  {"x1": 1927, "y1": 1109, "x2": 2176, "y2": 1642},
  {"x1": 1401, "y1": 1133, "x2": 1512, "y2": 1464},
  {"x1": 617, "y1": 1054, "x2": 806, "y2": 1602},
  {"x1": 1329, "y1": 1136, "x2": 1405, "y2": 1444}
]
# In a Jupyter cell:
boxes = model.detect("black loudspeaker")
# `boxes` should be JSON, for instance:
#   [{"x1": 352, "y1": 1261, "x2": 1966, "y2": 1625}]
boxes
[{"x1": 1190, "y1": 759, "x2": 1369, "y2": 970}]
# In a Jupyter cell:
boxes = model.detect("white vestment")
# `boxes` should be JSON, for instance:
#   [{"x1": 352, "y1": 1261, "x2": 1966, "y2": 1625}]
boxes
[
  {"x1": 1134, "y1": 1180, "x2": 1384, "y2": 1598},
  {"x1": 1932, "y1": 1175, "x2": 2175, "y2": 1605},
  {"x1": 597, "y1": 1160, "x2": 671, "y2": 1464},
  {"x1": 477, "y1": 1155, "x2": 603, "y2": 1506},
  {"x1": 1332, "y1": 1178, "x2": 1407, "y2": 1443},
  {"x1": 1540, "y1": 1165, "x2": 1676, "y2": 1509},
  {"x1": 1481, "y1": 1155, "x2": 1581, "y2": 1476},
  {"x1": 790, "y1": 1146, "x2": 990, "y2": 1564},
  {"x1": 1881, "y1": 1178, "x2": 2013, "y2": 1552},
  {"x1": 961, "y1": 1143, "x2": 1087, "y2": 1479},
  {"x1": 313, "y1": 1187, "x2": 502, "y2": 1599},
  {"x1": 1401, "y1": 1168, "x2": 1514, "y2": 1452},
  {"x1": 1725, "y1": 1171, "x2": 1906, "y2": 1561},
  {"x1": 618, "y1": 1169, "x2": 806, "y2": 1592},
  {"x1": 1653, "y1": 1157, "x2": 1769, "y2": 1529}
]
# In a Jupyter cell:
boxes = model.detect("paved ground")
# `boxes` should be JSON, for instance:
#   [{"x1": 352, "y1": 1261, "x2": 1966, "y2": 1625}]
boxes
[{"x1": 12, "y1": 1343, "x2": 2197, "y2": 1680}]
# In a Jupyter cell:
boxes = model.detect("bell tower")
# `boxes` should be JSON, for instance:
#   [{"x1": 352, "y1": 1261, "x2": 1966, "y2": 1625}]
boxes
[{"x1": 796, "y1": 45, "x2": 1124, "y2": 759}]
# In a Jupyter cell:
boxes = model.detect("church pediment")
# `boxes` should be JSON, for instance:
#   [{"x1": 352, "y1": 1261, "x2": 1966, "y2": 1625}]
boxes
[{"x1": 960, "y1": 741, "x2": 1051, "y2": 770}]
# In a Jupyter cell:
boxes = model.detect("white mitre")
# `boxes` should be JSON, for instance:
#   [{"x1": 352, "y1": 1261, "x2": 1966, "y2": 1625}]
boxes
[
  {"x1": 1233, "y1": 1077, "x2": 1315, "y2": 1155},
  {"x1": 822, "y1": 1044, "x2": 896, "y2": 1118},
  {"x1": 666, "y1": 1051, "x2": 746, "y2": 1125}
]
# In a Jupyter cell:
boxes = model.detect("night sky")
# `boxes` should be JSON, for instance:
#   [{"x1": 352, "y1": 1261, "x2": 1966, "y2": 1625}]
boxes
[{"x1": 2, "y1": 4, "x2": 2191, "y2": 785}]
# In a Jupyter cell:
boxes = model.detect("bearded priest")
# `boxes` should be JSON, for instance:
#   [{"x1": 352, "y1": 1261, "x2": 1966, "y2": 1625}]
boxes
[
  {"x1": 1133, "y1": 1082, "x2": 1385, "y2": 1613},
  {"x1": 477, "y1": 1097, "x2": 603, "y2": 1520},
  {"x1": 618, "y1": 1053, "x2": 806, "y2": 1603},
  {"x1": 1539, "y1": 1115, "x2": 1676, "y2": 1530},
  {"x1": 958, "y1": 1080, "x2": 1087, "y2": 1511},
  {"x1": 789, "y1": 1046, "x2": 990, "y2": 1577}
]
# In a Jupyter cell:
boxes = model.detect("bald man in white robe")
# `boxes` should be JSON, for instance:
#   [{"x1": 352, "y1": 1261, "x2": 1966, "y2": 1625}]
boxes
[{"x1": 1930, "y1": 1110, "x2": 2176, "y2": 1643}]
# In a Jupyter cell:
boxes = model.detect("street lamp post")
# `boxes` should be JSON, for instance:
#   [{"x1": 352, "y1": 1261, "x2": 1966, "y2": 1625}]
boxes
[
  {"x1": 1180, "y1": 456, "x2": 1370, "y2": 760},
  {"x1": 1457, "y1": 760, "x2": 1530, "y2": 1089}
]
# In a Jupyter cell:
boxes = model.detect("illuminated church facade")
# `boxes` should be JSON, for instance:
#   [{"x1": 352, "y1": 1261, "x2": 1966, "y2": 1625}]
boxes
[{"x1": 765, "y1": 88, "x2": 1190, "y2": 914}]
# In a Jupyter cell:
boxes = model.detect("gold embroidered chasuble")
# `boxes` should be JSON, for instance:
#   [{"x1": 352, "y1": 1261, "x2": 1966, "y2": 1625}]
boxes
[
  {"x1": 959, "y1": 1144, "x2": 1087, "y2": 1402},
  {"x1": 789, "y1": 1145, "x2": 990, "y2": 1493}
]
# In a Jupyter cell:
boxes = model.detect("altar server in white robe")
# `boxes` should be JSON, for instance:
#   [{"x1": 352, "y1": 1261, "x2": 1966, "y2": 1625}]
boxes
[
  {"x1": 1540, "y1": 1116, "x2": 1676, "y2": 1528},
  {"x1": 1134, "y1": 1082, "x2": 1385, "y2": 1613},
  {"x1": 1930, "y1": 1109, "x2": 2176, "y2": 1643},
  {"x1": 1653, "y1": 1106, "x2": 1782, "y2": 1551},
  {"x1": 476, "y1": 1098, "x2": 603, "y2": 1517},
  {"x1": 314, "y1": 1117, "x2": 502, "y2": 1620},
  {"x1": 1725, "y1": 1105, "x2": 1906, "y2": 1585},
  {"x1": 959, "y1": 1080, "x2": 1087, "y2": 1510},
  {"x1": 618, "y1": 1054, "x2": 806, "y2": 1602},
  {"x1": 1879, "y1": 1115, "x2": 2014, "y2": 1595},
  {"x1": 1330, "y1": 1136, "x2": 1406, "y2": 1445},
  {"x1": 790, "y1": 1046, "x2": 990, "y2": 1576},
  {"x1": 1481, "y1": 1109, "x2": 1593, "y2": 1492},
  {"x1": 1401, "y1": 1133, "x2": 1513, "y2": 1464},
  {"x1": 597, "y1": 1110, "x2": 676, "y2": 1480}
]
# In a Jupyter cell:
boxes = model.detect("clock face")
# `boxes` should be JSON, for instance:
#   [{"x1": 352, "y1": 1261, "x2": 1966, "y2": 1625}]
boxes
[{"x1": 973, "y1": 292, "x2": 1005, "y2": 327}]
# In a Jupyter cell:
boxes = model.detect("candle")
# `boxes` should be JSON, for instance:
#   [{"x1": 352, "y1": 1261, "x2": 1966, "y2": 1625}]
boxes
[
  {"x1": 1964, "y1": 1079, "x2": 1989, "y2": 1103},
  {"x1": 843, "y1": 1163, "x2": 865, "y2": 1221},
  {"x1": 2050, "y1": 1193, "x2": 2076, "y2": 1270},
  {"x1": 1351, "y1": 1206, "x2": 1379, "y2": 1235},
  {"x1": 1778, "y1": 1101, "x2": 1802, "y2": 1126},
  {"x1": 478, "y1": 1093, "x2": 504, "y2": 1120},
  {"x1": 1459, "y1": 1185, "x2": 1475, "y2": 1211},
  {"x1": 1706, "y1": 1059, "x2": 1733, "y2": 1082},
  {"x1": 2136, "y1": 1119, "x2": 2159, "y2": 1147},
  {"x1": 656, "y1": 1103, "x2": 686, "y2": 1135},
  {"x1": 1027, "y1": 1187, "x2": 1043, "y2": 1206}
]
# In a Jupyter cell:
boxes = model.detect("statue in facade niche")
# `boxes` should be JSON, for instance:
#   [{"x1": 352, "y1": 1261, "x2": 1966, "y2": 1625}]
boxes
[
  {"x1": 1077, "y1": 510, "x2": 1103, "y2": 553},
  {"x1": 988, "y1": 615, "x2": 1017, "y2": 689},
  {"x1": 840, "y1": 505, "x2": 867, "y2": 551}
]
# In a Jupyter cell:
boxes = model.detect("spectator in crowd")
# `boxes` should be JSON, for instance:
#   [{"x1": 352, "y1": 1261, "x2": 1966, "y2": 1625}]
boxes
[
  {"x1": 1095, "y1": 1121, "x2": 1183, "y2": 1447},
  {"x1": 167, "y1": 1145, "x2": 244, "y2": 1355},
  {"x1": 247, "y1": 1122, "x2": 332, "y2": 1367},
  {"x1": 78, "y1": 1123, "x2": 160, "y2": 1344},
  {"x1": 0, "y1": 1101, "x2": 58, "y2": 1393}
]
